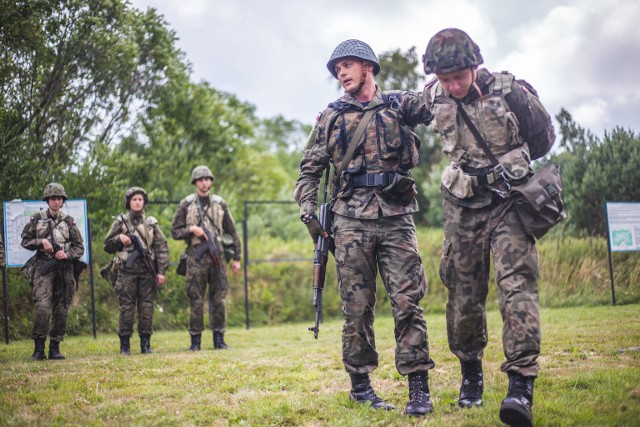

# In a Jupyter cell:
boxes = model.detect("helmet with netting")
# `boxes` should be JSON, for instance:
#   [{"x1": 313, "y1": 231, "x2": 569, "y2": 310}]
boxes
[
  {"x1": 422, "y1": 28, "x2": 483, "y2": 75},
  {"x1": 42, "y1": 183, "x2": 68, "y2": 201},
  {"x1": 327, "y1": 39, "x2": 380, "y2": 78},
  {"x1": 124, "y1": 187, "x2": 148, "y2": 209},
  {"x1": 191, "y1": 165, "x2": 215, "y2": 184}
]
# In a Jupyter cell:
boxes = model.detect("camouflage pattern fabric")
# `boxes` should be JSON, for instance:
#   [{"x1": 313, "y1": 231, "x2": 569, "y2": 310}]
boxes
[
  {"x1": 424, "y1": 65, "x2": 554, "y2": 378},
  {"x1": 171, "y1": 194, "x2": 241, "y2": 335},
  {"x1": 335, "y1": 214, "x2": 434, "y2": 375},
  {"x1": 21, "y1": 209, "x2": 84, "y2": 341},
  {"x1": 185, "y1": 254, "x2": 228, "y2": 334},
  {"x1": 440, "y1": 198, "x2": 540, "y2": 377},
  {"x1": 294, "y1": 88, "x2": 434, "y2": 376},
  {"x1": 422, "y1": 27, "x2": 483, "y2": 75},
  {"x1": 104, "y1": 211, "x2": 171, "y2": 337}
]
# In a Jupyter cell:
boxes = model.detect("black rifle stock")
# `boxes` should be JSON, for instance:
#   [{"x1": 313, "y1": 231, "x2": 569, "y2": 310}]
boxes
[
  {"x1": 40, "y1": 219, "x2": 67, "y2": 298},
  {"x1": 120, "y1": 215, "x2": 160, "y2": 291},
  {"x1": 308, "y1": 202, "x2": 334, "y2": 339}
]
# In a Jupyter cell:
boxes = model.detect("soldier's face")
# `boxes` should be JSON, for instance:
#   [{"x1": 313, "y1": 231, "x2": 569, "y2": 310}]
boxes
[
  {"x1": 194, "y1": 177, "x2": 213, "y2": 194},
  {"x1": 129, "y1": 194, "x2": 145, "y2": 212},
  {"x1": 334, "y1": 58, "x2": 367, "y2": 93},
  {"x1": 47, "y1": 196, "x2": 64, "y2": 213},
  {"x1": 436, "y1": 68, "x2": 474, "y2": 99}
]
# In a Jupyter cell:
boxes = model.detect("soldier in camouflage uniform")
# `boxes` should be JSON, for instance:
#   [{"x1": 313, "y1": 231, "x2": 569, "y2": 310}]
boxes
[
  {"x1": 104, "y1": 187, "x2": 170, "y2": 355},
  {"x1": 21, "y1": 183, "x2": 84, "y2": 360},
  {"x1": 421, "y1": 28, "x2": 556, "y2": 427},
  {"x1": 294, "y1": 39, "x2": 435, "y2": 416},
  {"x1": 171, "y1": 166, "x2": 241, "y2": 351}
]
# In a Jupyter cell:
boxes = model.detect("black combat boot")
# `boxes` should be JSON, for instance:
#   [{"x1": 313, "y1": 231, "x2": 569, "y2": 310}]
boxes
[
  {"x1": 348, "y1": 373, "x2": 395, "y2": 410},
  {"x1": 405, "y1": 372, "x2": 433, "y2": 416},
  {"x1": 48, "y1": 340, "x2": 65, "y2": 360},
  {"x1": 140, "y1": 334, "x2": 153, "y2": 354},
  {"x1": 119, "y1": 335, "x2": 131, "y2": 355},
  {"x1": 459, "y1": 360, "x2": 483, "y2": 408},
  {"x1": 31, "y1": 338, "x2": 46, "y2": 361},
  {"x1": 189, "y1": 334, "x2": 201, "y2": 351},
  {"x1": 499, "y1": 372, "x2": 534, "y2": 427},
  {"x1": 213, "y1": 331, "x2": 229, "y2": 350}
]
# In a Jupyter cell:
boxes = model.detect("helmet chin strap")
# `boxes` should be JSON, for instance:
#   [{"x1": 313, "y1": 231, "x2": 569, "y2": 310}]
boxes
[{"x1": 347, "y1": 62, "x2": 368, "y2": 95}]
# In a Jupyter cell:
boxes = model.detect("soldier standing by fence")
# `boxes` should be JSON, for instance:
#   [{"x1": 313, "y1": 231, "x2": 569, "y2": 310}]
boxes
[
  {"x1": 171, "y1": 166, "x2": 241, "y2": 351},
  {"x1": 20, "y1": 183, "x2": 84, "y2": 360},
  {"x1": 103, "y1": 187, "x2": 170, "y2": 355}
]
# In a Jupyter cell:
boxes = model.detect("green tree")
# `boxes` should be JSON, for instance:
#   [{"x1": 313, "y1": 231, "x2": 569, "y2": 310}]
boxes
[{"x1": 0, "y1": 0, "x2": 184, "y2": 201}]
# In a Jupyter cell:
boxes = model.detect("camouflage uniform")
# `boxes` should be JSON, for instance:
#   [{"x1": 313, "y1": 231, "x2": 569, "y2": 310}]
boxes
[
  {"x1": 21, "y1": 207, "x2": 84, "y2": 342},
  {"x1": 171, "y1": 192, "x2": 241, "y2": 337},
  {"x1": 423, "y1": 39, "x2": 555, "y2": 381},
  {"x1": 104, "y1": 211, "x2": 170, "y2": 338},
  {"x1": 294, "y1": 85, "x2": 434, "y2": 377}
]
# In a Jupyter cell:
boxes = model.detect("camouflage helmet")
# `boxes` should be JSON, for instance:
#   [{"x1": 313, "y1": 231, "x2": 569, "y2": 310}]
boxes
[
  {"x1": 191, "y1": 165, "x2": 215, "y2": 184},
  {"x1": 124, "y1": 187, "x2": 148, "y2": 210},
  {"x1": 42, "y1": 183, "x2": 68, "y2": 201},
  {"x1": 327, "y1": 39, "x2": 380, "y2": 79},
  {"x1": 422, "y1": 28, "x2": 483, "y2": 75}
]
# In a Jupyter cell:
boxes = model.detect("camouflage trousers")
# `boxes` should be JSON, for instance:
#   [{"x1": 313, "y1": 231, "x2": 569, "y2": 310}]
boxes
[
  {"x1": 186, "y1": 253, "x2": 228, "y2": 335},
  {"x1": 115, "y1": 268, "x2": 157, "y2": 336},
  {"x1": 333, "y1": 213, "x2": 434, "y2": 376},
  {"x1": 31, "y1": 259, "x2": 75, "y2": 341},
  {"x1": 440, "y1": 197, "x2": 540, "y2": 377}
]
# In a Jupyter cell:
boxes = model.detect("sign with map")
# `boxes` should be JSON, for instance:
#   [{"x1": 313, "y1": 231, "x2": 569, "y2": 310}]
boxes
[
  {"x1": 3, "y1": 199, "x2": 89, "y2": 267},
  {"x1": 605, "y1": 202, "x2": 640, "y2": 252}
]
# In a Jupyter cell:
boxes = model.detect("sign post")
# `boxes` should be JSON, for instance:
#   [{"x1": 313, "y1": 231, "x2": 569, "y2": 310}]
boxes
[{"x1": 604, "y1": 202, "x2": 640, "y2": 305}]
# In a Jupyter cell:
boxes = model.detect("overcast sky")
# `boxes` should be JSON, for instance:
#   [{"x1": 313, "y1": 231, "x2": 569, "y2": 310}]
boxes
[{"x1": 130, "y1": 0, "x2": 640, "y2": 138}]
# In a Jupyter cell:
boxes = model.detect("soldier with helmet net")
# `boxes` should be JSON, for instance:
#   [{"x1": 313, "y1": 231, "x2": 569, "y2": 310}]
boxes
[
  {"x1": 21, "y1": 183, "x2": 85, "y2": 361},
  {"x1": 294, "y1": 39, "x2": 435, "y2": 416},
  {"x1": 421, "y1": 28, "x2": 556, "y2": 426},
  {"x1": 103, "y1": 187, "x2": 170, "y2": 355},
  {"x1": 171, "y1": 165, "x2": 242, "y2": 351}
]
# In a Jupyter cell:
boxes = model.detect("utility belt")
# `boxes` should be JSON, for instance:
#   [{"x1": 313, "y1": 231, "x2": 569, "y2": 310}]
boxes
[
  {"x1": 461, "y1": 165, "x2": 503, "y2": 187},
  {"x1": 350, "y1": 172, "x2": 400, "y2": 188}
]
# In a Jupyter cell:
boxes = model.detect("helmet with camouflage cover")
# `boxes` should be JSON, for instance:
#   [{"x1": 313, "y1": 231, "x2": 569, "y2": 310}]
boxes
[
  {"x1": 124, "y1": 187, "x2": 148, "y2": 209},
  {"x1": 191, "y1": 165, "x2": 215, "y2": 184},
  {"x1": 327, "y1": 39, "x2": 380, "y2": 78},
  {"x1": 422, "y1": 28, "x2": 483, "y2": 75},
  {"x1": 42, "y1": 183, "x2": 68, "y2": 201}
]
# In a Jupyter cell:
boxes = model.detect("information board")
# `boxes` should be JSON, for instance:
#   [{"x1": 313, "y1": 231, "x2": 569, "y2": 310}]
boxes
[
  {"x1": 3, "y1": 199, "x2": 89, "y2": 267},
  {"x1": 605, "y1": 202, "x2": 640, "y2": 252}
]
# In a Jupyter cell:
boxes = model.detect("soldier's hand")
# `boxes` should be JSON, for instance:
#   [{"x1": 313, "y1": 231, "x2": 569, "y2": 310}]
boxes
[
  {"x1": 54, "y1": 250, "x2": 68, "y2": 260},
  {"x1": 119, "y1": 234, "x2": 132, "y2": 246},
  {"x1": 157, "y1": 274, "x2": 165, "y2": 286},
  {"x1": 42, "y1": 239, "x2": 53, "y2": 253},
  {"x1": 301, "y1": 214, "x2": 328, "y2": 243},
  {"x1": 189, "y1": 225, "x2": 206, "y2": 238},
  {"x1": 231, "y1": 260, "x2": 241, "y2": 274}
]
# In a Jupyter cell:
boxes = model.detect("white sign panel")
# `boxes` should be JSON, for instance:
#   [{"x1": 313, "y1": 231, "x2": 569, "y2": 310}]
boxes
[
  {"x1": 3, "y1": 199, "x2": 89, "y2": 267},
  {"x1": 606, "y1": 202, "x2": 640, "y2": 252}
]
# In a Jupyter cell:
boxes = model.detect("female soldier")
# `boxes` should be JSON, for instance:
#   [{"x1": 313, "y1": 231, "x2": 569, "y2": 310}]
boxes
[{"x1": 104, "y1": 187, "x2": 170, "y2": 355}]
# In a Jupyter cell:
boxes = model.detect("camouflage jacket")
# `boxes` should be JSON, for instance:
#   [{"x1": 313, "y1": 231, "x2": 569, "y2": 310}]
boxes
[
  {"x1": 21, "y1": 209, "x2": 84, "y2": 262},
  {"x1": 294, "y1": 89, "x2": 432, "y2": 219},
  {"x1": 170, "y1": 194, "x2": 241, "y2": 261},
  {"x1": 424, "y1": 68, "x2": 556, "y2": 208},
  {"x1": 104, "y1": 212, "x2": 171, "y2": 275}
]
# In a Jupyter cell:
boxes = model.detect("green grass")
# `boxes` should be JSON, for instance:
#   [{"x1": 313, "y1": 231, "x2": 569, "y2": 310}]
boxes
[{"x1": 0, "y1": 304, "x2": 638, "y2": 426}]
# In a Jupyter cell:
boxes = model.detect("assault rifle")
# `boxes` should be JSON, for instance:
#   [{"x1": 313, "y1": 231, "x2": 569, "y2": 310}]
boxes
[
  {"x1": 193, "y1": 201, "x2": 223, "y2": 269},
  {"x1": 308, "y1": 168, "x2": 335, "y2": 339},
  {"x1": 120, "y1": 214, "x2": 159, "y2": 291},
  {"x1": 40, "y1": 219, "x2": 67, "y2": 298}
]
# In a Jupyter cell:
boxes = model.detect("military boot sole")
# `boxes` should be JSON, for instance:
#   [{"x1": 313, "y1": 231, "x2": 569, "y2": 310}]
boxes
[
  {"x1": 349, "y1": 393, "x2": 395, "y2": 411},
  {"x1": 404, "y1": 401, "x2": 433, "y2": 417},
  {"x1": 48, "y1": 354, "x2": 65, "y2": 360},
  {"x1": 31, "y1": 353, "x2": 47, "y2": 361},
  {"x1": 458, "y1": 398, "x2": 482, "y2": 408},
  {"x1": 499, "y1": 401, "x2": 533, "y2": 427}
]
